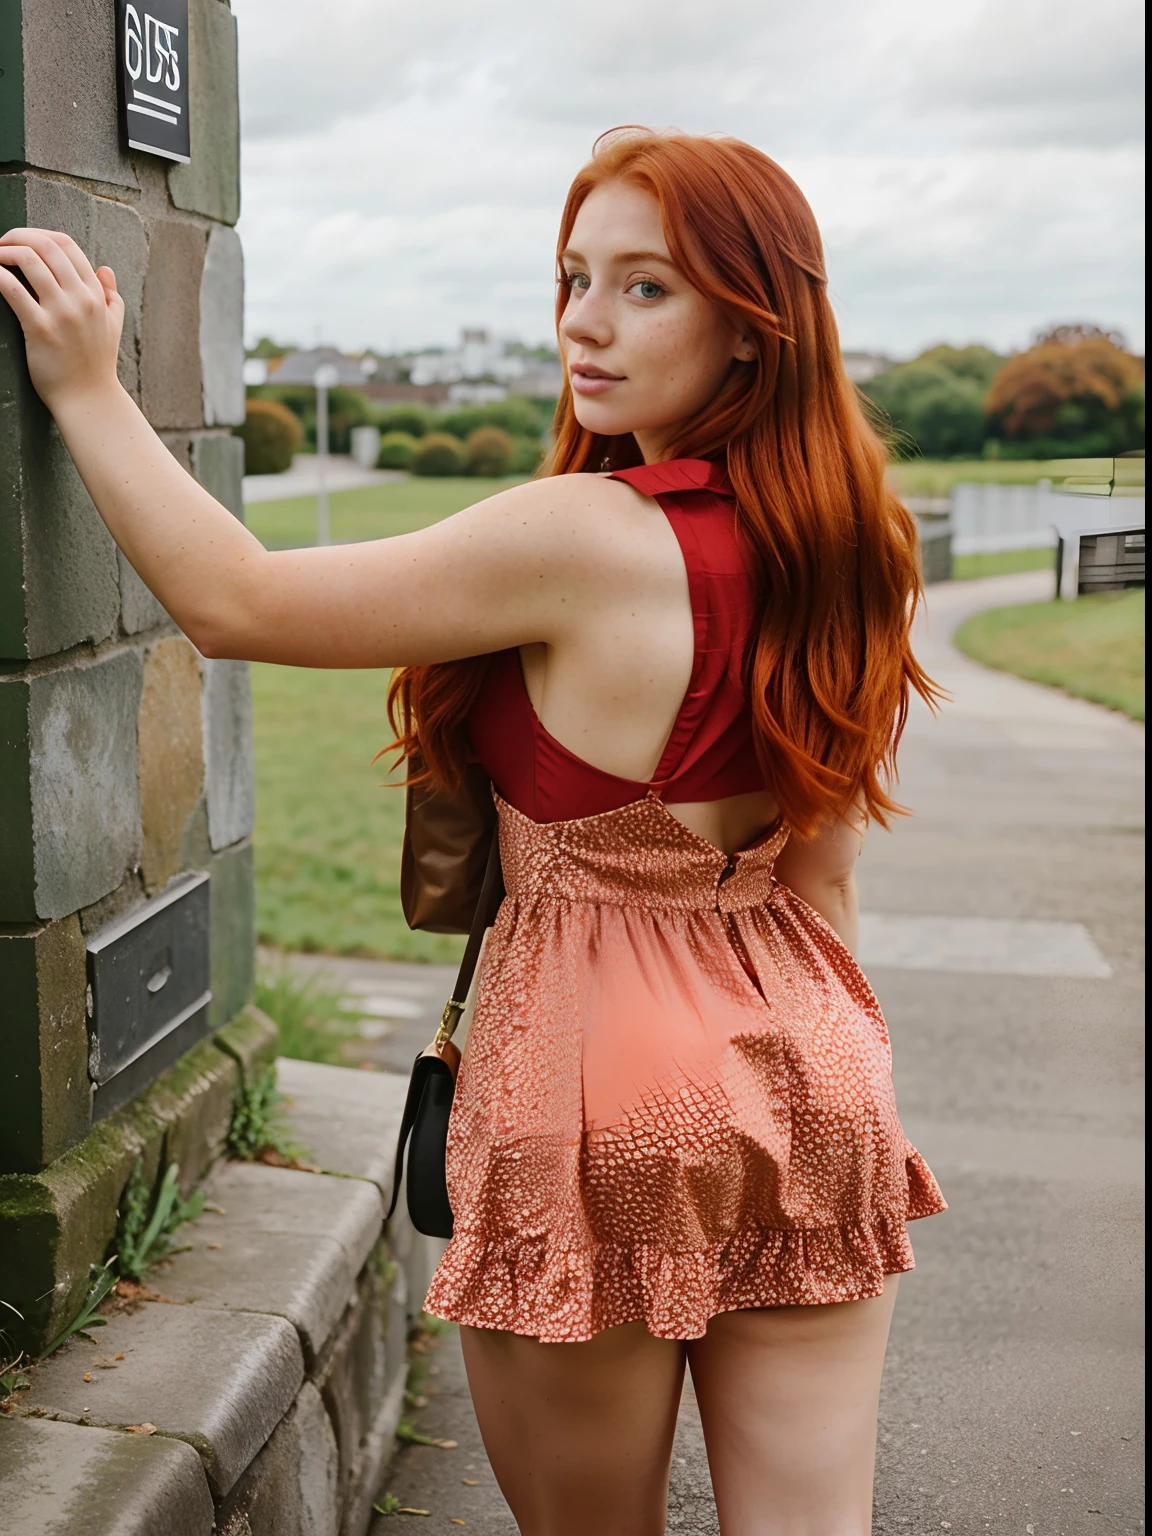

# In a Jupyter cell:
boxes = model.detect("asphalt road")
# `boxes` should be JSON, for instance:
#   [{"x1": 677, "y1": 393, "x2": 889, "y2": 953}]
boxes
[{"x1": 352, "y1": 571, "x2": 1145, "y2": 1535}]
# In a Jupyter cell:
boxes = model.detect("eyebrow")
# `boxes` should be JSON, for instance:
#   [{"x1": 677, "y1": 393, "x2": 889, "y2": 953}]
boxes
[{"x1": 560, "y1": 248, "x2": 677, "y2": 267}]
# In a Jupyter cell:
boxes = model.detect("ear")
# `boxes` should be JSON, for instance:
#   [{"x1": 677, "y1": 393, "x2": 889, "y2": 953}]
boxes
[{"x1": 733, "y1": 334, "x2": 756, "y2": 363}]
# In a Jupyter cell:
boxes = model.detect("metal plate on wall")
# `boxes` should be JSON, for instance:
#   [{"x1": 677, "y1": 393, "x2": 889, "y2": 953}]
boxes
[{"x1": 87, "y1": 872, "x2": 211, "y2": 1088}]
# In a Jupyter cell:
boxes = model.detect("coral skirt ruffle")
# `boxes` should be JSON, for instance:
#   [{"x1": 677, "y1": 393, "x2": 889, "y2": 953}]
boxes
[{"x1": 424, "y1": 794, "x2": 945, "y2": 1343}]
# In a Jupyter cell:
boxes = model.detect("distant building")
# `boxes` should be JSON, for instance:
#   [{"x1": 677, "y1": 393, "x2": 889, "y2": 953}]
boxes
[{"x1": 841, "y1": 351, "x2": 893, "y2": 384}]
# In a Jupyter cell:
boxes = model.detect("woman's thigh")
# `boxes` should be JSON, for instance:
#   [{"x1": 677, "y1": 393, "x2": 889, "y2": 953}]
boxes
[
  {"x1": 459, "y1": 1320, "x2": 686, "y2": 1536},
  {"x1": 687, "y1": 1277, "x2": 899, "y2": 1536}
]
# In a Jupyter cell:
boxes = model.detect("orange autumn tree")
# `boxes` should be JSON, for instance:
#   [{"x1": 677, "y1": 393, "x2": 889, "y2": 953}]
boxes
[{"x1": 985, "y1": 325, "x2": 1144, "y2": 457}]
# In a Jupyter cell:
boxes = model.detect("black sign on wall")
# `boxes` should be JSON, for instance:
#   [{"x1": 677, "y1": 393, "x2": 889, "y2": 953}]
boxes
[{"x1": 115, "y1": 0, "x2": 191, "y2": 164}]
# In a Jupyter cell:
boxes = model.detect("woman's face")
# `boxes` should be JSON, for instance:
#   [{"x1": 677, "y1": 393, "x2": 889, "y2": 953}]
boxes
[{"x1": 558, "y1": 180, "x2": 752, "y2": 461}]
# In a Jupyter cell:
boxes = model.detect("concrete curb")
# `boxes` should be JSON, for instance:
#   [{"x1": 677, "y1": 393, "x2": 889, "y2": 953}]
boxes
[{"x1": 0, "y1": 1060, "x2": 430, "y2": 1536}]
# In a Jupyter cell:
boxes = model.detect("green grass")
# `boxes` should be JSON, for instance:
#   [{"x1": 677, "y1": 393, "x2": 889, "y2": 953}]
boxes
[
  {"x1": 245, "y1": 477, "x2": 518, "y2": 549},
  {"x1": 954, "y1": 590, "x2": 1145, "y2": 720},
  {"x1": 252, "y1": 661, "x2": 465, "y2": 961},
  {"x1": 250, "y1": 476, "x2": 507, "y2": 959},
  {"x1": 952, "y1": 547, "x2": 1056, "y2": 580},
  {"x1": 255, "y1": 968, "x2": 365, "y2": 1062},
  {"x1": 887, "y1": 460, "x2": 1056, "y2": 497}
]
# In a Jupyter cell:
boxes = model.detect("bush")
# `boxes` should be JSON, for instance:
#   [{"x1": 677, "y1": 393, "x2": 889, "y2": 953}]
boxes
[
  {"x1": 985, "y1": 327, "x2": 1144, "y2": 453},
  {"x1": 466, "y1": 425, "x2": 516, "y2": 477},
  {"x1": 438, "y1": 397, "x2": 548, "y2": 441},
  {"x1": 863, "y1": 350, "x2": 1002, "y2": 459},
  {"x1": 412, "y1": 432, "x2": 468, "y2": 476},
  {"x1": 377, "y1": 430, "x2": 419, "y2": 470},
  {"x1": 375, "y1": 405, "x2": 432, "y2": 438},
  {"x1": 511, "y1": 435, "x2": 545, "y2": 475},
  {"x1": 234, "y1": 398, "x2": 302, "y2": 475}
]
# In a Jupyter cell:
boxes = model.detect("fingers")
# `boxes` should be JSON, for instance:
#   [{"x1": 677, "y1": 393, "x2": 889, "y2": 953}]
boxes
[
  {"x1": 0, "y1": 261, "x2": 42, "y2": 326},
  {"x1": 96, "y1": 266, "x2": 120, "y2": 301},
  {"x1": 0, "y1": 243, "x2": 61, "y2": 305},
  {"x1": 0, "y1": 227, "x2": 94, "y2": 296}
]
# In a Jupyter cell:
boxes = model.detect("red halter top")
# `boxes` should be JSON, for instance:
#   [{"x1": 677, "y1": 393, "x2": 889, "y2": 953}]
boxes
[{"x1": 467, "y1": 458, "x2": 766, "y2": 823}]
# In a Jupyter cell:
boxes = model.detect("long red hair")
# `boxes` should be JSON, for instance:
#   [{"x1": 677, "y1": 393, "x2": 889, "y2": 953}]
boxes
[{"x1": 389, "y1": 128, "x2": 939, "y2": 835}]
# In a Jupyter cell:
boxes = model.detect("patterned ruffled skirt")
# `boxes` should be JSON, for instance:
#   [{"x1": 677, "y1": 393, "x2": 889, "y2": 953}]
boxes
[{"x1": 424, "y1": 794, "x2": 945, "y2": 1343}]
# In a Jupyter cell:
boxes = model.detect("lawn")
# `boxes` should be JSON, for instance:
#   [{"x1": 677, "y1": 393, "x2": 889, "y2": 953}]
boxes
[
  {"x1": 249, "y1": 476, "x2": 504, "y2": 961},
  {"x1": 245, "y1": 477, "x2": 516, "y2": 549},
  {"x1": 887, "y1": 460, "x2": 1056, "y2": 497},
  {"x1": 952, "y1": 547, "x2": 1055, "y2": 581},
  {"x1": 954, "y1": 590, "x2": 1144, "y2": 720}
]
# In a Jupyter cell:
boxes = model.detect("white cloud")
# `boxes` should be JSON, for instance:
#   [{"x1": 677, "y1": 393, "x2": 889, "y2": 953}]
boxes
[{"x1": 232, "y1": 0, "x2": 1145, "y2": 355}]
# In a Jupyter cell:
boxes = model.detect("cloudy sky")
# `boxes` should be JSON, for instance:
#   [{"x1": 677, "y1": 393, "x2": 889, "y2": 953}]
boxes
[{"x1": 232, "y1": 0, "x2": 1144, "y2": 359}]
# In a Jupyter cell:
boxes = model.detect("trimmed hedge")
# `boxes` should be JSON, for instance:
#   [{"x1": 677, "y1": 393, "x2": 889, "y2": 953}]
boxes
[
  {"x1": 234, "y1": 398, "x2": 303, "y2": 475},
  {"x1": 413, "y1": 432, "x2": 468, "y2": 476},
  {"x1": 466, "y1": 425, "x2": 516, "y2": 477},
  {"x1": 377, "y1": 431, "x2": 419, "y2": 470}
]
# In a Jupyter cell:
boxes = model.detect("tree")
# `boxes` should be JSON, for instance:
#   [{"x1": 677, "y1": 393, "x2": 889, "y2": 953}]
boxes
[
  {"x1": 985, "y1": 328, "x2": 1144, "y2": 454},
  {"x1": 862, "y1": 345, "x2": 1005, "y2": 458}
]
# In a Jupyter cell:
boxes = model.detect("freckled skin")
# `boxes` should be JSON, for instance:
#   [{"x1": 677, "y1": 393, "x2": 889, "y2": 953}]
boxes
[{"x1": 559, "y1": 182, "x2": 754, "y2": 460}]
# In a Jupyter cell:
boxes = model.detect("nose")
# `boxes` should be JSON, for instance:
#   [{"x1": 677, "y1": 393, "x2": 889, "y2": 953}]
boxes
[{"x1": 559, "y1": 280, "x2": 613, "y2": 351}]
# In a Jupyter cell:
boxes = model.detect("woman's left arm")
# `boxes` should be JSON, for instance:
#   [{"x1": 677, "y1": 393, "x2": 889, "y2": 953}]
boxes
[
  {"x1": 771, "y1": 805, "x2": 866, "y2": 954},
  {"x1": 0, "y1": 227, "x2": 591, "y2": 670}
]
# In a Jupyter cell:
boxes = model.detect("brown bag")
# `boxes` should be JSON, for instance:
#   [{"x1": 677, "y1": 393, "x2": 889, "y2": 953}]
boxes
[{"x1": 400, "y1": 755, "x2": 499, "y2": 934}]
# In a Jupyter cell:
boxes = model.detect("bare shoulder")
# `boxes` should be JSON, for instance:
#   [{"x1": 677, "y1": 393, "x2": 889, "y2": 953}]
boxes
[{"x1": 438, "y1": 471, "x2": 673, "y2": 573}]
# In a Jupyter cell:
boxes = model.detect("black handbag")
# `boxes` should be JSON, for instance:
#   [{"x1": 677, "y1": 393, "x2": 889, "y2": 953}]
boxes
[{"x1": 386, "y1": 834, "x2": 504, "y2": 1239}]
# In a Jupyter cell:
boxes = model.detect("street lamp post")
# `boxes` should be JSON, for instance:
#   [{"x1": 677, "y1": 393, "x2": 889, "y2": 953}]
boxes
[{"x1": 313, "y1": 362, "x2": 340, "y2": 546}]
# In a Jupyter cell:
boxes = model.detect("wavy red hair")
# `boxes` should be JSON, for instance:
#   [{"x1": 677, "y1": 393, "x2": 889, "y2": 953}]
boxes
[{"x1": 389, "y1": 128, "x2": 939, "y2": 835}]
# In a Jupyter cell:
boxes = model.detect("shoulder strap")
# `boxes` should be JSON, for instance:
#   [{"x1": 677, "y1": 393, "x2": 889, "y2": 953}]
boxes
[{"x1": 385, "y1": 831, "x2": 503, "y2": 1223}]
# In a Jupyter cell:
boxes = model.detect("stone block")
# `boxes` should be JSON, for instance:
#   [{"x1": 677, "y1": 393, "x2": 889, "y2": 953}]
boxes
[
  {"x1": 168, "y1": 0, "x2": 241, "y2": 225},
  {"x1": 209, "y1": 839, "x2": 255, "y2": 1027},
  {"x1": 0, "y1": 176, "x2": 125, "y2": 662},
  {"x1": 0, "y1": 651, "x2": 144, "y2": 923},
  {"x1": 0, "y1": 916, "x2": 89, "y2": 1175},
  {"x1": 186, "y1": 1159, "x2": 384, "y2": 1286},
  {"x1": 193, "y1": 431, "x2": 247, "y2": 519},
  {"x1": 140, "y1": 221, "x2": 207, "y2": 430},
  {"x1": 200, "y1": 226, "x2": 246, "y2": 427},
  {"x1": 0, "y1": 1013, "x2": 275, "y2": 1355},
  {"x1": 17, "y1": 175, "x2": 149, "y2": 402},
  {"x1": 137, "y1": 637, "x2": 206, "y2": 892},
  {"x1": 314, "y1": 1255, "x2": 409, "y2": 1534},
  {"x1": 214, "y1": 1382, "x2": 340, "y2": 1536},
  {"x1": 275, "y1": 1058, "x2": 409, "y2": 1203},
  {"x1": 201, "y1": 657, "x2": 255, "y2": 849},
  {"x1": 20, "y1": 1301, "x2": 305, "y2": 1497},
  {"x1": 0, "y1": 0, "x2": 139, "y2": 189},
  {"x1": 0, "y1": 1415, "x2": 214, "y2": 1536}
]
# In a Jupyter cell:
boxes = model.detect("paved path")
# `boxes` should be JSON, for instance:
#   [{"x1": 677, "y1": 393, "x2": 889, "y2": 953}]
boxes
[
  {"x1": 308, "y1": 571, "x2": 1144, "y2": 1535},
  {"x1": 242, "y1": 453, "x2": 403, "y2": 505}
]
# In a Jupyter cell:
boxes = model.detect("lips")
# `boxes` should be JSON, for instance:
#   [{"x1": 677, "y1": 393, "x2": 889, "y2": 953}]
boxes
[{"x1": 570, "y1": 362, "x2": 625, "y2": 397}]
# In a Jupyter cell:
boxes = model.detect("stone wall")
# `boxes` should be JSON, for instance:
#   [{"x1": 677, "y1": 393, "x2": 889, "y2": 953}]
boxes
[{"x1": 0, "y1": 2, "x2": 253, "y2": 1189}]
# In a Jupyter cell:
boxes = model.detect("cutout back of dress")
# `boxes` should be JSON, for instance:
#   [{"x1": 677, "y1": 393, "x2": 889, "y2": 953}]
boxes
[{"x1": 468, "y1": 458, "x2": 765, "y2": 823}]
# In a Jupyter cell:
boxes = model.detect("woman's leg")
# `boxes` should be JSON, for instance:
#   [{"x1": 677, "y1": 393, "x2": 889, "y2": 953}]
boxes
[
  {"x1": 687, "y1": 1277, "x2": 899, "y2": 1536},
  {"x1": 459, "y1": 1320, "x2": 686, "y2": 1536}
]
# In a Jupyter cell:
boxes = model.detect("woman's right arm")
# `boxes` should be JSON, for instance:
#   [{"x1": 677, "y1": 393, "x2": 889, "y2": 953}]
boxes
[{"x1": 0, "y1": 227, "x2": 611, "y2": 671}]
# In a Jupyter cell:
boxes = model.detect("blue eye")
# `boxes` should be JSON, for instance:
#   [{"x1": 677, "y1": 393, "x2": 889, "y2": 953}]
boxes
[{"x1": 628, "y1": 279, "x2": 665, "y2": 301}]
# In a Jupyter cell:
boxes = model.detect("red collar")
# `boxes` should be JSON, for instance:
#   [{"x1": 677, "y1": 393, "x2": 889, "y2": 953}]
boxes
[{"x1": 609, "y1": 459, "x2": 734, "y2": 498}]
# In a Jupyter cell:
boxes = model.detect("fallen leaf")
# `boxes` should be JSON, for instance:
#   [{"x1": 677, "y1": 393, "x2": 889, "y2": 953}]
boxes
[
  {"x1": 398, "y1": 1511, "x2": 430, "y2": 1518},
  {"x1": 434, "y1": 1438, "x2": 458, "y2": 1450},
  {"x1": 83, "y1": 1373, "x2": 92, "y2": 1382},
  {"x1": 450, "y1": 1521, "x2": 466, "y2": 1527},
  {"x1": 114, "y1": 1354, "x2": 125, "y2": 1361},
  {"x1": 203, "y1": 1204, "x2": 227, "y2": 1215},
  {"x1": 462, "y1": 1478, "x2": 480, "y2": 1486},
  {"x1": 207, "y1": 1244, "x2": 222, "y2": 1251},
  {"x1": 124, "y1": 1423, "x2": 156, "y2": 1435}
]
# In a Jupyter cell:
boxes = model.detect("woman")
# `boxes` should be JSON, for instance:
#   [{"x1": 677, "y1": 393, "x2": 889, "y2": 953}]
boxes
[{"x1": 1, "y1": 128, "x2": 944, "y2": 1535}]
